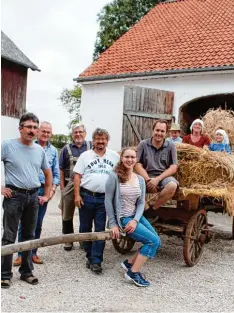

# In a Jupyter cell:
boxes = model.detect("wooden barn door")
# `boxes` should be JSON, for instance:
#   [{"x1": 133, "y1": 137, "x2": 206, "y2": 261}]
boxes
[{"x1": 121, "y1": 86, "x2": 174, "y2": 147}]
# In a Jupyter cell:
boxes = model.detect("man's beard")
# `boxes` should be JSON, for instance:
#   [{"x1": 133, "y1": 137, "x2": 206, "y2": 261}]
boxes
[{"x1": 95, "y1": 144, "x2": 105, "y2": 150}]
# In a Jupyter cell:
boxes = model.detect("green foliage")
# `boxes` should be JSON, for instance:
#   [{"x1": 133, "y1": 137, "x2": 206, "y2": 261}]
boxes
[
  {"x1": 59, "y1": 84, "x2": 82, "y2": 129},
  {"x1": 93, "y1": 0, "x2": 165, "y2": 60},
  {"x1": 50, "y1": 134, "x2": 71, "y2": 149}
]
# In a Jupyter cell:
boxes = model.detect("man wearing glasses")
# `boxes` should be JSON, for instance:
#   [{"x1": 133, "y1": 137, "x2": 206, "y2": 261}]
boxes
[
  {"x1": 1, "y1": 113, "x2": 52, "y2": 288},
  {"x1": 59, "y1": 123, "x2": 92, "y2": 251},
  {"x1": 13, "y1": 121, "x2": 60, "y2": 266}
]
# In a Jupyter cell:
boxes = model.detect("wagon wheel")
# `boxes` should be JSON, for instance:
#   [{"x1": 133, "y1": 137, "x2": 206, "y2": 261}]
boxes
[
  {"x1": 112, "y1": 236, "x2": 135, "y2": 254},
  {"x1": 183, "y1": 210, "x2": 208, "y2": 267}
]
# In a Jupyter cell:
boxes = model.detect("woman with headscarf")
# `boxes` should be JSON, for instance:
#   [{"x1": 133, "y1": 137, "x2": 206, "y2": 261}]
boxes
[
  {"x1": 209, "y1": 129, "x2": 231, "y2": 154},
  {"x1": 182, "y1": 119, "x2": 210, "y2": 148}
]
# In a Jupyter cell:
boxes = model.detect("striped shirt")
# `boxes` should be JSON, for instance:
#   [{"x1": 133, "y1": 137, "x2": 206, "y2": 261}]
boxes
[{"x1": 120, "y1": 182, "x2": 141, "y2": 217}]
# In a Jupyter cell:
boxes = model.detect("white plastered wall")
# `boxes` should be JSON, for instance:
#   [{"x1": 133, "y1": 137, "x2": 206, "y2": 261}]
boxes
[
  {"x1": 80, "y1": 71, "x2": 234, "y2": 151},
  {"x1": 1, "y1": 116, "x2": 20, "y2": 185}
]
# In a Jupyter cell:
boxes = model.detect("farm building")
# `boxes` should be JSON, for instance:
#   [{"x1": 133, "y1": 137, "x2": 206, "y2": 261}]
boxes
[
  {"x1": 75, "y1": 0, "x2": 234, "y2": 151},
  {"x1": 1, "y1": 31, "x2": 40, "y2": 141}
]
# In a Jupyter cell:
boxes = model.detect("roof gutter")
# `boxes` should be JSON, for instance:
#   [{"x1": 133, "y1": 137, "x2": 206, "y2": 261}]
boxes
[
  {"x1": 2, "y1": 56, "x2": 41, "y2": 72},
  {"x1": 74, "y1": 66, "x2": 234, "y2": 83}
]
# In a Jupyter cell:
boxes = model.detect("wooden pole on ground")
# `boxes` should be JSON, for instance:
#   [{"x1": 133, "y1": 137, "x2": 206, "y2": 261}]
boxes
[{"x1": 1, "y1": 231, "x2": 112, "y2": 256}]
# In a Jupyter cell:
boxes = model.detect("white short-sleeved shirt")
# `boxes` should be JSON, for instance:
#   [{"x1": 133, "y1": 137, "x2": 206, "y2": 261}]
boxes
[{"x1": 73, "y1": 148, "x2": 120, "y2": 193}]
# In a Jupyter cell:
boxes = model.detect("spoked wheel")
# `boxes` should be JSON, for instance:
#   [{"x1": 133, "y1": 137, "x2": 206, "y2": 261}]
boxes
[
  {"x1": 112, "y1": 236, "x2": 136, "y2": 254},
  {"x1": 183, "y1": 210, "x2": 209, "y2": 267}
]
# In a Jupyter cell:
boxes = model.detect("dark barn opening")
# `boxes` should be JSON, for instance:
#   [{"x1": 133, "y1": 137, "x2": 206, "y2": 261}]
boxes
[{"x1": 179, "y1": 93, "x2": 234, "y2": 135}]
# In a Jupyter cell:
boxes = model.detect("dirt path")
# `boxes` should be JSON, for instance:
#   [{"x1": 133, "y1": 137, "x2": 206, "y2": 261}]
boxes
[{"x1": 1, "y1": 191, "x2": 234, "y2": 312}]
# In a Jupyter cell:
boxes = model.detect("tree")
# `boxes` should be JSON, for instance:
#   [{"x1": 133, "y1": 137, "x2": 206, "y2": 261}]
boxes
[
  {"x1": 50, "y1": 134, "x2": 71, "y2": 149},
  {"x1": 59, "y1": 84, "x2": 82, "y2": 130},
  {"x1": 93, "y1": 0, "x2": 165, "y2": 60}
]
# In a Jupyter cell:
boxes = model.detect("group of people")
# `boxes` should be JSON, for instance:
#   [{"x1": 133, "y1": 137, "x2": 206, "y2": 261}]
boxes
[
  {"x1": 1, "y1": 113, "x2": 231, "y2": 289},
  {"x1": 167, "y1": 118, "x2": 231, "y2": 153}
]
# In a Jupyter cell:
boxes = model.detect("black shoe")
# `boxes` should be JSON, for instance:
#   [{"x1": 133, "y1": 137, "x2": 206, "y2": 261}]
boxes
[
  {"x1": 90, "y1": 263, "x2": 102, "y2": 273},
  {"x1": 86, "y1": 260, "x2": 91, "y2": 269},
  {"x1": 64, "y1": 243, "x2": 73, "y2": 251}
]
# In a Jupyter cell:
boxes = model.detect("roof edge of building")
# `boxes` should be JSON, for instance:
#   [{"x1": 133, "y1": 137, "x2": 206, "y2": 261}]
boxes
[
  {"x1": 2, "y1": 55, "x2": 41, "y2": 72},
  {"x1": 74, "y1": 65, "x2": 234, "y2": 83}
]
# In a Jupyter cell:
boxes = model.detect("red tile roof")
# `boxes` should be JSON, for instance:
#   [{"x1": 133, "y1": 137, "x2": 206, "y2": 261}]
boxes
[{"x1": 78, "y1": 0, "x2": 234, "y2": 80}]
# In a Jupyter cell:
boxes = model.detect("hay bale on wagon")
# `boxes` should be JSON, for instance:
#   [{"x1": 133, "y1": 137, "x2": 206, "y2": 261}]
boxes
[
  {"x1": 202, "y1": 108, "x2": 234, "y2": 145},
  {"x1": 176, "y1": 143, "x2": 234, "y2": 215}
]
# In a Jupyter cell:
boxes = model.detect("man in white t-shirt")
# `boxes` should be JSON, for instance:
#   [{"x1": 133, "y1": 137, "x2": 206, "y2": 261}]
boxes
[{"x1": 73, "y1": 128, "x2": 119, "y2": 273}]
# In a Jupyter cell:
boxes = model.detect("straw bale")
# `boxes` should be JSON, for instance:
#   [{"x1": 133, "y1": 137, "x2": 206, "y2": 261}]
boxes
[
  {"x1": 202, "y1": 108, "x2": 234, "y2": 144},
  {"x1": 176, "y1": 143, "x2": 234, "y2": 215},
  {"x1": 176, "y1": 144, "x2": 234, "y2": 186}
]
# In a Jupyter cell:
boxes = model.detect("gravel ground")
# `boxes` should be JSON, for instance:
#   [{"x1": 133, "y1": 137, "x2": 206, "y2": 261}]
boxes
[{"x1": 1, "y1": 190, "x2": 234, "y2": 313}]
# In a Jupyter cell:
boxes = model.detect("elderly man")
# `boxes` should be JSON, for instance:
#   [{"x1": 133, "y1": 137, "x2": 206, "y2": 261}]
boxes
[
  {"x1": 59, "y1": 123, "x2": 92, "y2": 251},
  {"x1": 135, "y1": 119, "x2": 178, "y2": 210},
  {"x1": 1, "y1": 113, "x2": 52, "y2": 288},
  {"x1": 13, "y1": 121, "x2": 60, "y2": 266},
  {"x1": 74, "y1": 128, "x2": 119, "y2": 273}
]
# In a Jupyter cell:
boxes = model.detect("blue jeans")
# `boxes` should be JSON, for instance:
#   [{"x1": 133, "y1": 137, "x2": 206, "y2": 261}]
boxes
[
  {"x1": 120, "y1": 216, "x2": 161, "y2": 259},
  {"x1": 1, "y1": 191, "x2": 39, "y2": 280},
  {"x1": 79, "y1": 192, "x2": 106, "y2": 264},
  {"x1": 18, "y1": 187, "x2": 48, "y2": 256}
]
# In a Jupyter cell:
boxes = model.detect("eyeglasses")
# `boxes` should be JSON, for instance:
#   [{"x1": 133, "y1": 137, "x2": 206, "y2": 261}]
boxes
[
  {"x1": 74, "y1": 131, "x2": 85, "y2": 134},
  {"x1": 21, "y1": 125, "x2": 39, "y2": 130},
  {"x1": 123, "y1": 156, "x2": 137, "y2": 159},
  {"x1": 40, "y1": 130, "x2": 51, "y2": 135}
]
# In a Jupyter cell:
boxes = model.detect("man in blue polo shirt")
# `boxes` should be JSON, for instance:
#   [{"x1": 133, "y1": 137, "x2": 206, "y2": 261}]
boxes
[
  {"x1": 13, "y1": 121, "x2": 60, "y2": 266},
  {"x1": 59, "y1": 123, "x2": 92, "y2": 251},
  {"x1": 135, "y1": 119, "x2": 179, "y2": 210}
]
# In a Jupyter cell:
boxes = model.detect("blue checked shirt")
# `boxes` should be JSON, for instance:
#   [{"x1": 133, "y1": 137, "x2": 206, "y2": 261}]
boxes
[{"x1": 36, "y1": 141, "x2": 60, "y2": 185}]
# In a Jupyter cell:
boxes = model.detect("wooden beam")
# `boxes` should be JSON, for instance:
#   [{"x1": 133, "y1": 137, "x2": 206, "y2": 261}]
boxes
[
  {"x1": 125, "y1": 113, "x2": 142, "y2": 142},
  {"x1": 153, "y1": 223, "x2": 184, "y2": 233},
  {"x1": 1, "y1": 231, "x2": 112, "y2": 256},
  {"x1": 124, "y1": 110, "x2": 172, "y2": 120}
]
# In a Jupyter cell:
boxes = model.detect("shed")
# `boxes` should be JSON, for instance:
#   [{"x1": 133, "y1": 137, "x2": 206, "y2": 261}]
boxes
[
  {"x1": 1, "y1": 31, "x2": 40, "y2": 140},
  {"x1": 75, "y1": 0, "x2": 234, "y2": 151}
]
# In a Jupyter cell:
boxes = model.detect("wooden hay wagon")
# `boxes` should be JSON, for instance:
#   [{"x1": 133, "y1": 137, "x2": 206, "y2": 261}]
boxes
[
  {"x1": 112, "y1": 188, "x2": 234, "y2": 267},
  {"x1": 112, "y1": 143, "x2": 234, "y2": 267}
]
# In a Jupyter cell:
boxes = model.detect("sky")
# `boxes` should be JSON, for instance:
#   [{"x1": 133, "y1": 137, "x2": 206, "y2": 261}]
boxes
[{"x1": 1, "y1": 0, "x2": 110, "y2": 135}]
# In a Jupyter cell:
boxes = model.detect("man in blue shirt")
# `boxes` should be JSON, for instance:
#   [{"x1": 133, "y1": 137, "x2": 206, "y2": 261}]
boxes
[
  {"x1": 1, "y1": 113, "x2": 52, "y2": 288},
  {"x1": 13, "y1": 122, "x2": 60, "y2": 266}
]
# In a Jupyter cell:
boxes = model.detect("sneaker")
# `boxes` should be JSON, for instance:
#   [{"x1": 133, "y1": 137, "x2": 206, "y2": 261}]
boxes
[
  {"x1": 86, "y1": 260, "x2": 91, "y2": 269},
  {"x1": 32, "y1": 255, "x2": 43, "y2": 264},
  {"x1": 90, "y1": 263, "x2": 102, "y2": 273},
  {"x1": 64, "y1": 243, "x2": 73, "y2": 251},
  {"x1": 124, "y1": 270, "x2": 150, "y2": 287},
  {"x1": 121, "y1": 259, "x2": 132, "y2": 271},
  {"x1": 13, "y1": 256, "x2": 22, "y2": 266}
]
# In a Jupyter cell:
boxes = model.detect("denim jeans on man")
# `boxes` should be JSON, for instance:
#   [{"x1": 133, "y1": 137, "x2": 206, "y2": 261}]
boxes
[
  {"x1": 1, "y1": 191, "x2": 39, "y2": 280},
  {"x1": 79, "y1": 191, "x2": 106, "y2": 264},
  {"x1": 17, "y1": 187, "x2": 48, "y2": 257},
  {"x1": 120, "y1": 215, "x2": 161, "y2": 258}
]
